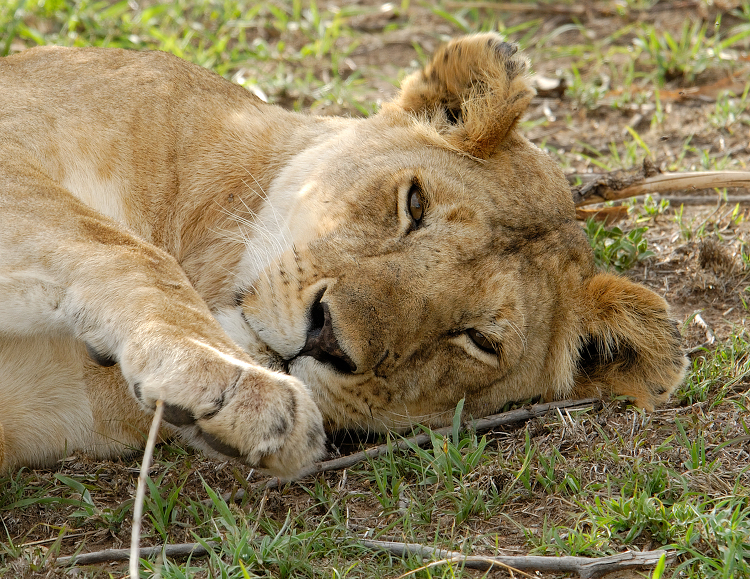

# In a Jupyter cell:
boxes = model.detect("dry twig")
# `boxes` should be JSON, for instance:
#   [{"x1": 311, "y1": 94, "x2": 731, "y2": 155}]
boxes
[
  {"x1": 58, "y1": 542, "x2": 215, "y2": 566},
  {"x1": 442, "y1": 1, "x2": 585, "y2": 14},
  {"x1": 229, "y1": 398, "x2": 602, "y2": 496},
  {"x1": 60, "y1": 399, "x2": 602, "y2": 567},
  {"x1": 129, "y1": 399, "x2": 164, "y2": 578},
  {"x1": 361, "y1": 539, "x2": 673, "y2": 579},
  {"x1": 572, "y1": 170, "x2": 750, "y2": 207}
]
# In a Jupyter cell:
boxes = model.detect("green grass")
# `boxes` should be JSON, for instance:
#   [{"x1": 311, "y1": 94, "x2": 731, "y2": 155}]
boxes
[
  {"x1": 585, "y1": 219, "x2": 655, "y2": 272},
  {"x1": 3, "y1": 1, "x2": 750, "y2": 578}
]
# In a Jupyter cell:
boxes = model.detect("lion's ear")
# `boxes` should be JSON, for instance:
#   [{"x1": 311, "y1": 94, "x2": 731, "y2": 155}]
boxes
[
  {"x1": 572, "y1": 273, "x2": 687, "y2": 410},
  {"x1": 390, "y1": 33, "x2": 534, "y2": 159}
]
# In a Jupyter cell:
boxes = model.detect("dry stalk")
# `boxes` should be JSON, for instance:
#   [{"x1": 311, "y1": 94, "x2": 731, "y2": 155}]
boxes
[
  {"x1": 572, "y1": 170, "x2": 750, "y2": 207},
  {"x1": 129, "y1": 399, "x2": 164, "y2": 578},
  {"x1": 58, "y1": 542, "x2": 214, "y2": 567},
  {"x1": 220, "y1": 398, "x2": 602, "y2": 499},
  {"x1": 361, "y1": 539, "x2": 674, "y2": 579},
  {"x1": 61, "y1": 399, "x2": 602, "y2": 568}
]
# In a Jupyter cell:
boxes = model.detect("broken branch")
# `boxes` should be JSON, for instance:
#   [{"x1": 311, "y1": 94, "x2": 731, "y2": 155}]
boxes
[
  {"x1": 129, "y1": 400, "x2": 164, "y2": 578},
  {"x1": 318, "y1": 398, "x2": 601, "y2": 474},
  {"x1": 361, "y1": 539, "x2": 673, "y2": 579},
  {"x1": 240, "y1": 398, "x2": 602, "y2": 495},
  {"x1": 57, "y1": 542, "x2": 216, "y2": 566},
  {"x1": 573, "y1": 170, "x2": 750, "y2": 207}
]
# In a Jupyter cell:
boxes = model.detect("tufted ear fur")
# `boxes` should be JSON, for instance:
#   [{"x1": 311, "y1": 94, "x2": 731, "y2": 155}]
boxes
[
  {"x1": 571, "y1": 273, "x2": 687, "y2": 410},
  {"x1": 392, "y1": 33, "x2": 534, "y2": 159}
]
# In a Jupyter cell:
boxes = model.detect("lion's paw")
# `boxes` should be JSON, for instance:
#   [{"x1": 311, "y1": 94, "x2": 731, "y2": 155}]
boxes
[
  {"x1": 192, "y1": 371, "x2": 325, "y2": 479},
  {"x1": 120, "y1": 337, "x2": 325, "y2": 478}
]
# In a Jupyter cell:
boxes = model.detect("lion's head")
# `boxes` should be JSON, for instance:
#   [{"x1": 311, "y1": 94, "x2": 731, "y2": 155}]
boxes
[{"x1": 235, "y1": 34, "x2": 686, "y2": 432}]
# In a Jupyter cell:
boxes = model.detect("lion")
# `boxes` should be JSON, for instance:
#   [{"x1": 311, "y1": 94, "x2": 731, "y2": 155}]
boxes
[{"x1": 0, "y1": 34, "x2": 686, "y2": 478}]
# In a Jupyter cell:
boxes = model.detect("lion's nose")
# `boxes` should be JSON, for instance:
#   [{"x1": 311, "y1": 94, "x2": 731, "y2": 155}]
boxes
[{"x1": 299, "y1": 295, "x2": 357, "y2": 374}]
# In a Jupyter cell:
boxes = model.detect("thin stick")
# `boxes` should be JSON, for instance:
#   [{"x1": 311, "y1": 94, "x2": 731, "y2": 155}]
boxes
[
  {"x1": 221, "y1": 398, "x2": 602, "y2": 497},
  {"x1": 129, "y1": 399, "x2": 164, "y2": 578},
  {"x1": 573, "y1": 171, "x2": 750, "y2": 206},
  {"x1": 319, "y1": 398, "x2": 601, "y2": 474},
  {"x1": 58, "y1": 542, "x2": 215, "y2": 566},
  {"x1": 442, "y1": 1, "x2": 586, "y2": 14},
  {"x1": 652, "y1": 195, "x2": 750, "y2": 206},
  {"x1": 361, "y1": 539, "x2": 673, "y2": 579}
]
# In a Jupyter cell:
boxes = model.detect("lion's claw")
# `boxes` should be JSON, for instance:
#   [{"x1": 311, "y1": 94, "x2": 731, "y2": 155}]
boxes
[
  {"x1": 162, "y1": 403, "x2": 196, "y2": 427},
  {"x1": 200, "y1": 432, "x2": 243, "y2": 458}
]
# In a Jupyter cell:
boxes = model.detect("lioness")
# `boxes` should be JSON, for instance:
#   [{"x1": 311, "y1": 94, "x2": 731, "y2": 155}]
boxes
[{"x1": 0, "y1": 34, "x2": 686, "y2": 478}]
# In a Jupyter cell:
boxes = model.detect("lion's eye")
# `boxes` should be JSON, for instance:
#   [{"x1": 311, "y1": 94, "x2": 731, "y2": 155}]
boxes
[
  {"x1": 467, "y1": 328, "x2": 495, "y2": 354},
  {"x1": 408, "y1": 182, "x2": 424, "y2": 225}
]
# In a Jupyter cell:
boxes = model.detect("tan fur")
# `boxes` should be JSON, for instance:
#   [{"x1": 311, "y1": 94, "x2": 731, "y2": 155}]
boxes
[{"x1": 0, "y1": 34, "x2": 686, "y2": 476}]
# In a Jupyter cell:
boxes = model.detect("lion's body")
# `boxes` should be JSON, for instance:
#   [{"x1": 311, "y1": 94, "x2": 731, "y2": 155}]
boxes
[{"x1": 0, "y1": 37, "x2": 686, "y2": 477}]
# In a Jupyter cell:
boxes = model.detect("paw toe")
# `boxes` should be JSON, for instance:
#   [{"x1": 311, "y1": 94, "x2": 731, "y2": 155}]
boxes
[
  {"x1": 201, "y1": 432, "x2": 243, "y2": 458},
  {"x1": 491, "y1": 39, "x2": 518, "y2": 58},
  {"x1": 163, "y1": 403, "x2": 196, "y2": 426},
  {"x1": 85, "y1": 342, "x2": 118, "y2": 367}
]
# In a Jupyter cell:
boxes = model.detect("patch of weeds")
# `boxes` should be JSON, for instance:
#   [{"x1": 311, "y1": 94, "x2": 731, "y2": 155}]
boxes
[
  {"x1": 633, "y1": 16, "x2": 750, "y2": 87},
  {"x1": 532, "y1": 516, "x2": 613, "y2": 557},
  {"x1": 673, "y1": 204, "x2": 701, "y2": 241},
  {"x1": 169, "y1": 479, "x2": 366, "y2": 579},
  {"x1": 620, "y1": 463, "x2": 687, "y2": 504},
  {"x1": 585, "y1": 490, "x2": 686, "y2": 545},
  {"x1": 143, "y1": 471, "x2": 185, "y2": 541},
  {"x1": 607, "y1": 135, "x2": 651, "y2": 171},
  {"x1": 629, "y1": 194, "x2": 670, "y2": 223},
  {"x1": 54, "y1": 473, "x2": 133, "y2": 534},
  {"x1": 710, "y1": 84, "x2": 750, "y2": 133},
  {"x1": 674, "y1": 417, "x2": 720, "y2": 473},
  {"x1": 566, "y1": 64, "x2": 609, "y2": 109},
  {"x1": 670, "y1": 496, "x2": 750, "y2": 578},
  {"x1": 584, "y1": 219, "x2": 654, "y2": 272},
  {"x1": 399, "y1": 402, "x2": 493, "y2": 525},
  {"x1": 528, "y1": 490, "x2": 750, "y2": 578},
  {"x1": 650, "y1": 88, "x2": 665, "y2": 128},
  {"x1": 632, "y1": 21, "x2": 712, "y2": 86},
  {"x1": 0, "y1": 470, "x2": 56, "y2": 512},
  {"x1": 679, "y1": 331, "x2": 750, "y2": 406},
  {"x1": 366, "y1": 438, "x2": 410, "y2": 517}
]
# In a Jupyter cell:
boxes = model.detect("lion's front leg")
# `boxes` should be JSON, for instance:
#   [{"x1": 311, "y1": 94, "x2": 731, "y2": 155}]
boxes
[{"x1": 0, "y1": 155, "x2": 325, "y2": 478}]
